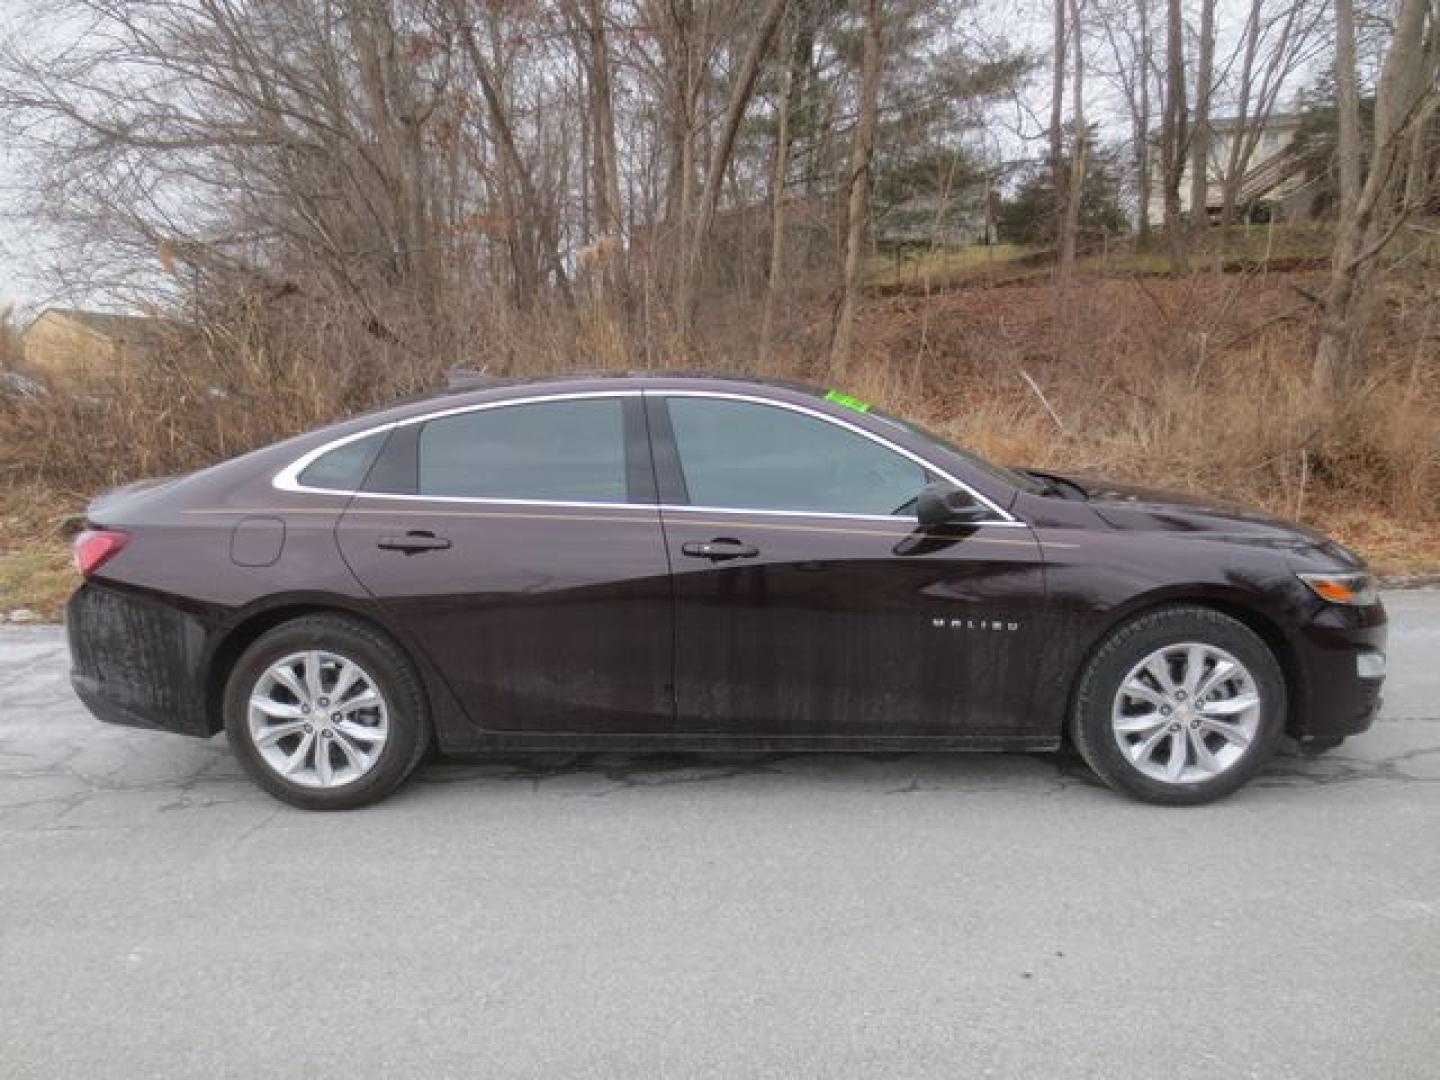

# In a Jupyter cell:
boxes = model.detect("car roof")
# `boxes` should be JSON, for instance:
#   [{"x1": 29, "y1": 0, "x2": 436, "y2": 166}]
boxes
[
  {"x1": 357, "y1": 370, "x2": 838, "y2": 422},
  {"x1": 451, "y1": 369, "x2": 827, "y2": 397}
]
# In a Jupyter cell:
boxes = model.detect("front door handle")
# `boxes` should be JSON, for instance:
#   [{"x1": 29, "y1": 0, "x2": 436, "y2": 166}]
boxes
[
  {"x1": 681, "y1": 538, "x2": 759, "y2": 561},
  {"x1": 377, "y1": 530, "x2": 452, "y2": 555}
]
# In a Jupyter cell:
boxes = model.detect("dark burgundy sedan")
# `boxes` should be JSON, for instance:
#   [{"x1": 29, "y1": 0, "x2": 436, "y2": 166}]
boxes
[{"x1": 66, "y1": 374, "x2": 1386, "y2": 809}]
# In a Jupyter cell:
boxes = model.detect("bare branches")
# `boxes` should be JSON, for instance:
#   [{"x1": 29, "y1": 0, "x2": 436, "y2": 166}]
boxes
[
  {"x1": 0, "y1": 0, "x2": 1427, "y2": 389},
  {"x1": 1159, "y1": 0, "x2": 1188, "y2": 272},
  {"x1": 1313, "y1": 0, "x2": 1438, "y2": 392},
  {"x1": 675, "y1": 0, "x2": 789, "y2": 336},
  {"x1": 829, "y1": 0, "x2": 881, "y2": 374}
]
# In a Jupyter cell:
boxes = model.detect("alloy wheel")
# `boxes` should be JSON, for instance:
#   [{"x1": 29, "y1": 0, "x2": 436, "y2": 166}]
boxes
[
  {"x1": 247, "y1": 650, "x2": 390, "y2": 789},
  {"x1": 1110, "y1": 642, "x2": 1262, "y2": 784}
]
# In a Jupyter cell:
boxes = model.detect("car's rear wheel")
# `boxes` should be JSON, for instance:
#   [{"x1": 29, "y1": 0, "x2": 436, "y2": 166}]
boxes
[
  {"x1": 224, "y1": 614, "x2": 430, "y2": 810},
  {"x1": 1070, "y1": 606, "x2": 1286, "y2": 805}
]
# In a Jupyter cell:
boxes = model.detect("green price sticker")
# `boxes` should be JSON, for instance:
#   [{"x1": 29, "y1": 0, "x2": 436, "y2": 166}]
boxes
[{"x1": 823, "y1": 389, "x2": 872, "y2": 413}]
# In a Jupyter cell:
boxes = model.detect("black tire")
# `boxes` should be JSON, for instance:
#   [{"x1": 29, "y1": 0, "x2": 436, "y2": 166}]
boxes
[
  {"x1": 1069, "y1": 605, "x2": 1286, "y2": 806},
  {"x1": 223, "y1": 614, "x2": 431, "y2": 810}
]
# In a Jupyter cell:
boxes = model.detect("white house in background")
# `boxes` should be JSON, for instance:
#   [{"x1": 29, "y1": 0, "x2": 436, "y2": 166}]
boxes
[{"x1": 1148, "y1": 112, "x2": 1312, "y2": 225}]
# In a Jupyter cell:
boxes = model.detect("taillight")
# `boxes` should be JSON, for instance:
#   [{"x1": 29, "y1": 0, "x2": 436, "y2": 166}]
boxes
[{"x1": 73, "y1": 529, "x2": 129, "y2": 577}]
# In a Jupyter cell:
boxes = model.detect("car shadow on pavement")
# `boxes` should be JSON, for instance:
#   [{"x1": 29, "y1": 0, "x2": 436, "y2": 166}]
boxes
[
  {"x1": 410, "y1": 748, "x2": 1103, "y2": 799},
  {"x1": 399, "y1": 737, "x2": 1438, "y2": 804},
  {"x1": 2, "y1": 716, "x2": 1435, "y2": 825}
]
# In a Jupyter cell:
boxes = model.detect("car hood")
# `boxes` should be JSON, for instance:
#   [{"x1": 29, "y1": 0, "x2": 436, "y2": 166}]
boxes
[{"x1": 1047, "y1": 472, "x2": 1365, "y2": 569}]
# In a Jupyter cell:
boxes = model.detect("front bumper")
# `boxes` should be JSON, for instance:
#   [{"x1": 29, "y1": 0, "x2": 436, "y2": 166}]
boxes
[
  {"x1": 66, "y1": 581, "x2": 216, "y2": 738},
  {"x1": 1288, "y1": 599, "x2": 1387, "y2": 740}
]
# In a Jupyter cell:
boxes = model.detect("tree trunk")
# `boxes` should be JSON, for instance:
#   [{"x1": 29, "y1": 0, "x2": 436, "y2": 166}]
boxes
[
  {"x1": 1057, "y1": 0, "x2": 1085, "y2": 290},
  {"x1": 589, "y1": 0, "x2": 623, "y2": 251},
  {"x1": 1050, "y1": 0, "x2": 1066, "y2": 237},
  {"x1": 759, "y1": 10, "x2": 807, "y2": 370},
  {"x1": 829, "y1": 0, "x2": 881, "y2": 375},
  {"x1": 1136, "y1": 0, "x2": 1152, "y2": 244},
  {"x1": 1335, "y1": 0, "x2": 1362, "y2": 219},
  {"x1": 1220, "y1": 0, "x2": 1262, "y2": 229},
  {"x1": 457, "y1": 12, "x2": 573, "y2": 304},
  {"x1": 660, "y1": 0, "x2": 699, "y2": 304},
  {"x1": 1160, "y1": 0, "x2": 1189, "y2": 272},
  {"x1": 675, "y1": 0, "x2": 789, "y2": 336},
  {"x1": 1313, "y1": 0, "x2": 1434, "y2": 393},
  {"x1": 1403, "y1": 18, "x2": 1440, "y2": 209},
  {"x1": 566, "y1": 0, "x2": 626, "y2": 299},
  {"x1": 1188, "y1": 0, "x2": 1215, "y2": 241}
]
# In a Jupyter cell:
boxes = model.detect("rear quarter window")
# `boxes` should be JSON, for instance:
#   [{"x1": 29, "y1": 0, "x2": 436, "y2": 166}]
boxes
[{"x1": 296, "y1": 431, "x2": 388, "y2": 492}]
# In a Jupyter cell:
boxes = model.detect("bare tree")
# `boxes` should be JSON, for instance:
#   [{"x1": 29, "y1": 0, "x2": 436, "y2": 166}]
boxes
[
  {"x1": 675, "y1": 0, "x2": 790, "y2": 337},
  {"x1": 1403, "y1": 17, "x2": 1440, "y2": 208},
  {"x1": 562, "y1": 0, "x2": 626, "y2": 296},
  {"x1": 1216, "y1": 0, "x2": 1324, "y2": 229},
  {"x1": 830, "y1": 0, "x2": 883, "y2": 374},
  {"x1": 1313, "y1": 0, "x2": 1438, "y2": 392},
  {"x1": 1057, "y1": 0, "x2": 1086, "y2": 288},
  {"x1": 0, "y1": 1, "x2": 471, "y2": 336},
  {"x1": 759, "y1": 2, "x2": 815, "y2": 369},
  {"x1": 1050, "y1": 0, "x2": 1068, "y2": 224},
  {"x1": 1136, "y1": 0, "x2": 1154, "y2": 243},
  {"x1": 1188, "y1": 0, "x2": 1217, "y2": 239},
  {"x1": 456, "y1": 5, "x2": 574, "y2": 306},
  {"x1": 0, "y1": 0, "x2": 1096, "y2": 367},
  {"x1": 1158, "y1": 0, "x2": 1189, "y2": 272},
  {"x1": 1094, "y1": 0, "x2": 1156, "y2": 243},
  {"x1": 1334, "y1": 0, "x2": 1363, "y2": 219}
]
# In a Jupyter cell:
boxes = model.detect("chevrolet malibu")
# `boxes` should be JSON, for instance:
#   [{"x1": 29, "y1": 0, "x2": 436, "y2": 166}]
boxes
[{"x1": 66, "y1": 374, "x2": 1387, "y2": 809}]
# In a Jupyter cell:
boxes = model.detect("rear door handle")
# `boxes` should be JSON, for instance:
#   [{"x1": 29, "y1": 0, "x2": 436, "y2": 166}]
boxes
[
  {"x1": 681, "y1": 538, "x2": 759, "y2": 561},
  {"x1": 377, "y1": 530, "x2": 452, "y2": 554}
]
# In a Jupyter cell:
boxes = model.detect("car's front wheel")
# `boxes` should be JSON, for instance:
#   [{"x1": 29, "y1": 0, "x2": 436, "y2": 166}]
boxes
[
  {"x1": 224, "y1": 614, "x2": 431, "y2": 810},
  {"x1": 1070, "y1": 605, "x2": 1286, "y2": 805}
]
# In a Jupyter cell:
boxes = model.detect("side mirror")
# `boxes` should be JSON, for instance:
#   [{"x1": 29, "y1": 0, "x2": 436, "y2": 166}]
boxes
[{"x1": 915, "y1": 481, "x2": 989, "y2": 527}]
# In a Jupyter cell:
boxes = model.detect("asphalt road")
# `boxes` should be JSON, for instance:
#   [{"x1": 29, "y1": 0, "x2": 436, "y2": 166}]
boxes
[{"x1": 1, "y1": 594, "x2": 1437, "y2": 1079}]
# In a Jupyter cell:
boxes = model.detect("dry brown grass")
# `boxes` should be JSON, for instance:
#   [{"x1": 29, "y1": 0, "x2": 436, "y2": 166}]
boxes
[
  {"x1": 0, "y1": 268, "x2": 1436, "y2": 618},
  {"x1": 789, "y1": 269, "x2": 1440, "y2": 566},
  {"x1": 0, "y1": 482, "x2": 77, "y2": 620}
]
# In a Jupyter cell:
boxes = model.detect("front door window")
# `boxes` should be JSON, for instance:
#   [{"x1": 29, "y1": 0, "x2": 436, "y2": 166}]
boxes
[{"x1": 665, "y1": 397, "x2": 928, "y2": 516}]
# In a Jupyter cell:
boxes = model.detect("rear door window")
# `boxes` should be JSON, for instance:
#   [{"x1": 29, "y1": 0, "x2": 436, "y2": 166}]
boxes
[{"x1": 418, "y1": 397, "x2": 629, "y2": 503}]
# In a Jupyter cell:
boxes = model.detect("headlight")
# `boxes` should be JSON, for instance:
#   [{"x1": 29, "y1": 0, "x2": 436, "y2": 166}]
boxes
[{"x1": 1297, "y1": 571, "x2": 1378, "y2": 606}]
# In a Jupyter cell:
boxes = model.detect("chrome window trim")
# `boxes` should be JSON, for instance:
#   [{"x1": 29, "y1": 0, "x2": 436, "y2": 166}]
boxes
[
  {"x1": 659, "y1": 504, "x2": 914, "y2": 523},
  {"x1": 271, "y1": 386, "x2": 1024, "y2": 526},
  {"x1": 652, "y1": 389, "x2": 1020, "y2": 525},
  {"x1": 272, "y1": 390, "x2": 639, "y2": 498},
  {"x1": 349, "y1": 493, "x2": 645, "y2": 511},
  {"x1": 273, "y1": 423, "x2": 401, "y2": 496}
]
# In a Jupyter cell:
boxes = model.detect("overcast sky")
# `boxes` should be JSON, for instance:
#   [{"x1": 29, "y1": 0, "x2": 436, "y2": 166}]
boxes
[
  {"x1": 1, "y1": 1, "x2": 44, "y2": 320},
  {"x1": 1, "y1": 146, "x2": 36, "y2": 317}
]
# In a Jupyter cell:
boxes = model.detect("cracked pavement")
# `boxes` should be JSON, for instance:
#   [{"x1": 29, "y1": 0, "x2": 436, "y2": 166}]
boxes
[{"x1": 2, "y1": 592, "x2": 1438, "y2": 1078}]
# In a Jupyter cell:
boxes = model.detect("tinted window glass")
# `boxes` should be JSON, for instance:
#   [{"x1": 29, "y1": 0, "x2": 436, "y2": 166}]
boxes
[
  {"x1": 667, "y1": 397, "x2": 927, "y2": 515},
  {"x1": 419, "y1": 398, "x2": 628, "y2": 502},
  {"x1": 297, "y1": 431, "x2": 387, "y2": 491},
  {"x1": 864, "y1": 409, "x2": 1042, "y2": 494}
]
